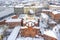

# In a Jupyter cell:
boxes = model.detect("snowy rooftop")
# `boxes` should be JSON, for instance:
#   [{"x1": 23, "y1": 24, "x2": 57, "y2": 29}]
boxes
[
  {"x1": 44, "y1": 30, "x2": 57, "y2": 39},
  {"x1": 49, "y1": 21, "x2": 56, "y2": 24},
  {"x1": 50, "y1": 5, "x2": 60, "y2": 7},
  {"x1": 31, "y1": 5, "x2": 44, "y2": 8},
  {"x1": 24, "y1": 5, "x2": 44, "y2": 8},
  {"x1": 15, "y1": 5, "x2": 24, "y2": 8},
  {"x1": 52, "y1": 11, "x2": 60, "y2": 15},
  {"x1": 41, "y1": 13, "x2": 49, "y2": 19},
  {"x1": 6, "y1": 19, "x2": 21, "y2": 22},
  {"x1": 14, "y1": 3, "x2": 44, "y2": 8},
  {"x1": 7, "y1": 26, "x2": 20, "y2": 40},
  {"x1": 20, "y1": 26, "x2": 28, "y2": 29},
  {"x1": 33, "y1": 27, "x2": 40, "y2": 29},
  {"x1": 42, "y1": 9, "x2": 52, "y2": 12}
]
